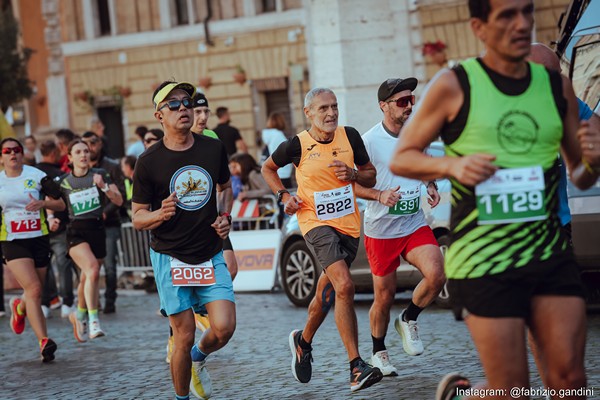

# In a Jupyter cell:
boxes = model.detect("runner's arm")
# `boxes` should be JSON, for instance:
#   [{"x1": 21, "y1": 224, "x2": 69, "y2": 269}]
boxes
[
  {"x1": 131, "y1": 203, "x2": 165, "y2": 230},
  {"x1": 559, "y1": 75, "x2": 599, "y2": 189},
  {"x1": 217, "y1": 179, "x2": 233, "y2": 214},
  {"x1": 355, "y1": 162, "x2": 376, "y2": 188}
]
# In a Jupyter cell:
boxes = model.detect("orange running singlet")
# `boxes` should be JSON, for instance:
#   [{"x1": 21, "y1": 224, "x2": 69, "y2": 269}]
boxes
[{"x1": 295, "y1": 127, "x2": 360, "y2": 238}]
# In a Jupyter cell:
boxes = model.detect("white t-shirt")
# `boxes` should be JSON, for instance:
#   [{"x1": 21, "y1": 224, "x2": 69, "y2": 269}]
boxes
[
  {"x1": 262, "y1": 128, "x2": 292, "y2": 180},
  {"x1": 0, "y1": 165, "x2": 49, "y2": 240},
  {"x1": 362, "y1": 122, "x2": 427, "y2": 239}
]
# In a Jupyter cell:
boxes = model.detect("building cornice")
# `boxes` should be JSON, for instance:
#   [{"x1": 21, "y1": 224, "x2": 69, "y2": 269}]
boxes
[{"x1": 61, "y1": 9, "x2": 305, "y2": 56}]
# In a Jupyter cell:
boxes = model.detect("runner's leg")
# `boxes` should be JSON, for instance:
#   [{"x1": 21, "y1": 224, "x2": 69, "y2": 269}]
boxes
[
  {"x1": 529, "y1": 295, "x2": 586, "y2": 394},
  {"x1": 369, "y1": 273, "x2": 396, "y2": 340},
  {"x1": 69, "y1": 243, "x2": 100, "y2": 310},
  {"x1": 404, "y1": 244, "x2": 445, "y2": 308},
  {"x1": 6, "y1": 259, "x2": 47, "y2": 340},
  {"x1": 465, "y1": 315, "x2": 530, "y2": 396},
  {"x1": 200, "y1": 300, "x2": 236, "y2": 354},
  {"x1": 169, "y1": 309, "x2": 196, "y2": 396}
]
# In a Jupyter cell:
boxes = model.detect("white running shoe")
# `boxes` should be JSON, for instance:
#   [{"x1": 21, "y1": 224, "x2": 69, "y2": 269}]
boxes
[
  {"x1": 394, "y1": 310, "x2": 424, "y2": 356},
  {"x1": 190, "y1": 360, "x2": 212, "y2": 399},
  {"x1": 41, "y1": 305, "x2": 51, "y2": 319},
  {"x1": 89, "y1": 320, "x2": 105, "y2": 339},
  {"x1": 370, "y1": 350, "x2": 398, "y2": 376},
  {"x1": 61, "y1": 304, "x2": 73, "y2": 318}
]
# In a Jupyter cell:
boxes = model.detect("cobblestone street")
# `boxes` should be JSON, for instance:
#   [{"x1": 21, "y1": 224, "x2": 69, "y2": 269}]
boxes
[{"x1": 1, "y1": 290, "x2": 599, "y2": 399}]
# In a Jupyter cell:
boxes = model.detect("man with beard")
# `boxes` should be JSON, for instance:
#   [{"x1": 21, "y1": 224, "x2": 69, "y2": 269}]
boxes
[
  {"x1": 81, "y1": 131, "x2": 126, "y2": 314},
  {"x1": 354, "y1": 78, "x2": 445, "y2": 376}
]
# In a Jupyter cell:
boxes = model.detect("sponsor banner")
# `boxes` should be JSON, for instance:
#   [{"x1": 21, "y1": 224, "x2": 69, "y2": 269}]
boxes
[{"x1": 229, "y1": 229, "x2": 281, "y2": 292}]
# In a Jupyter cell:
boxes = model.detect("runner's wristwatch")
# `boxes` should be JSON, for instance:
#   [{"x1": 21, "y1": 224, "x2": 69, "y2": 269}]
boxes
[
  {"x1": 276, "y1": 189, "x2": 289, "y2": 202},
  {"x1": 220, "y1": 212, "x2": 232, "y2": 225}
]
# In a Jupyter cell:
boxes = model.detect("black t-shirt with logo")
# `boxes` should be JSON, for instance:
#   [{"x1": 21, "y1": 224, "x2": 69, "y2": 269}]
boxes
[{"x1": 132, "y1": 134, "x2": 230, "y2": 264}]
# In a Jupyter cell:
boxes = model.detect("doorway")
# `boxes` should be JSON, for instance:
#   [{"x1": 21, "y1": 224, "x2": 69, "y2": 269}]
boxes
[{"x1": 96, "y1": 106, "x2": 125, "y2": 159}]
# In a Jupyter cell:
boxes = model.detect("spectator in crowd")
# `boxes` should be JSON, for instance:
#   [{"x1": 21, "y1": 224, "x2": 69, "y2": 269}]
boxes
[
  {"x1": 214, "y1": 107, "x2": 248, "y2": 156},
  {"x1": 143, "y1": 128, "x2": 164, "y2": 150},
  {"x1": 262, "y1": 112, "x2": 293, "y2": 188},
  {"x1": 55, "y1": 129, "x2": 77, "y2": 173},
  {"x1": 82, "y1": 131, "x2": 126, "y2": 314},
  {"x1": 120, "y1": 155, "x2": 136, "y2": 220},
  {"x1": 127, "y1": 126, "x2": 148, "y2": 157},
  {"x1": 24, "y1": 136, "x2": 42, "y2": 165},
  {"x1": 35, "y1": 140, "x2": 72, "y2": 318},
  {"x1": 229, "y1": 153, "x2": 271, "y2": 201}
]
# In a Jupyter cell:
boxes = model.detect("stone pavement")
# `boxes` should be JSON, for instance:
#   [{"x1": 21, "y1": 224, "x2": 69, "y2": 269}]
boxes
[{"x1": 1, "y1": 290, "x2": 599, "y2": 399}]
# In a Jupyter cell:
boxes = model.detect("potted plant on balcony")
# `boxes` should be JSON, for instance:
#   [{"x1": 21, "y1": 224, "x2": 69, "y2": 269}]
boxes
[
  {"x1": 198, "y1": 76, "x2": 213, "y2": 89},
  {"x1": 233, "y1": 65, "x2": 247, "y2": 85},
  {"x1": 422, "y1": 40, "x2": 448, "y2": 67}
]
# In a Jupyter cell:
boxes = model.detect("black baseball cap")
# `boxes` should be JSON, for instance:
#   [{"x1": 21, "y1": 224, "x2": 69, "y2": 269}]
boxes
[
  {"x1": 193, "y1": 92, "x2": 209, "y2": 109},
  {"x1": 377, "y1": 78, "x2": 418, "y2": 102}
]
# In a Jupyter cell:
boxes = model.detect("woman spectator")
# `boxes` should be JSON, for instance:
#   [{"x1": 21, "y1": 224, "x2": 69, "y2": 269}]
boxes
[
  {"x1": 143, "y1": 128, "x2": 164, "y2": 150},
  {"x1": 58, "y1": 140, "x2": 122, "y2": 341},
  {"x1": 229, "y1": 153, "x2": 271, "y2": 201},
  {"x1": 261, "y1": 112, "x2": 293, "y2": 188},
  {"x1": 0, "y1": 138, "x2": 65, "y2": 362}
]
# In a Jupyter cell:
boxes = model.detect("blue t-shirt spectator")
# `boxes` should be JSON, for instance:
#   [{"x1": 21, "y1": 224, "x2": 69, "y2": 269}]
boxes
[{"x1": 557, "y1": 98, "x2": 595, "y2": 226}]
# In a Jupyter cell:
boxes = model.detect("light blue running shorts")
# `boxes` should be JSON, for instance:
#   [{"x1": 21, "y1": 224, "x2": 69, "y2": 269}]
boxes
[{"x1": 150, "y1": 249, "x2": 235, "y2": 317}]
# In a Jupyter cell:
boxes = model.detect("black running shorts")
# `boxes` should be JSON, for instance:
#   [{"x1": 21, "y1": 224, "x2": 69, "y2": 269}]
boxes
[
  {"x1": 448, "y1": 253, "x2": 584, "y2": 319},
  {"x1": 304, "y1": 225, "x2": 359, "y2": 270},
  {"x1": 1, "y1": 236, "x2": 52, "y2": 268},
  {"x1": 67, "y1": 219, "x2": 106, "y2": 259}
]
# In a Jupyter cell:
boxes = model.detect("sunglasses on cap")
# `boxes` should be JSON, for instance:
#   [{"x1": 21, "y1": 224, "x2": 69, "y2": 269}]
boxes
[
  {"x1": 157, "y1": 97, "x2": 194, "y2": 111},
  {"x1": 386, "y1": 95, "x2": 415, "y2": 108},
  {"x1": 2, "y1": 146, "x2": 23, "y2": 155}
]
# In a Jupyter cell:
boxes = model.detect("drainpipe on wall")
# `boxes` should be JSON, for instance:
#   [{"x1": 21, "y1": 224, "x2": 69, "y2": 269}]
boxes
[{"x1": 204, "y1": 0, "x2": 214, "y2": 46}]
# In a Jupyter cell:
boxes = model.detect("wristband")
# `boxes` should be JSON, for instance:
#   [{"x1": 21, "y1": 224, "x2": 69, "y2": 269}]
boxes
[
  {"x1": 351, "y1": 168, "x2": 358, "y2": 181},
  {"x1": 220, "y1": 212, "x2": 232, "y2": 225},
  {"x1": 101, "y1": 184, "x2": 110, "y2": 193},
  {"x1": 377, "y1": 190, "x2": 382, "y2": 203}
]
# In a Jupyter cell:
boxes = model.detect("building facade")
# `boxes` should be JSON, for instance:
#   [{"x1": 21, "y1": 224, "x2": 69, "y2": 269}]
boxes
[{"x1": 13, "y1": 0, "x2": 571, "y2": 157}]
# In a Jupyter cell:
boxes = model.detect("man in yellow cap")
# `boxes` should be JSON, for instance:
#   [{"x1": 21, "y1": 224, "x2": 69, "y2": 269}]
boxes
[{"x1": 132, "y1": 80, "x2": 235, "y2": 400}]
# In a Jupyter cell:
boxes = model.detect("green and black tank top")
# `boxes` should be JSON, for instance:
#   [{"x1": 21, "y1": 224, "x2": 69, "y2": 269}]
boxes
[{"x1": 441, "y1": 58, "x2": 568, "y2": 279}]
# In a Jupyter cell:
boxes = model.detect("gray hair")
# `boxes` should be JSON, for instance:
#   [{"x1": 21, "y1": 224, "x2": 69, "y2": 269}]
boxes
[{"x1": 304, "y1": 87, "x2": 335, "y2": 108}]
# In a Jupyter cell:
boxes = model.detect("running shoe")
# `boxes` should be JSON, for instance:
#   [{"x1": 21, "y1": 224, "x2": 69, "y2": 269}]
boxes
[
  {"x1": 69, "y1": 312, "x2": 88, "y2": 342},
  {"x1": 288, "y1": 329, "x2": 313, "y2": 383},
  {"x1": 89, "y1": 320, "x2": 105, "y2": 339},
  {"x1": 435, "y1": 372, "x2": 471, "y2": 400},
  {"x1": 42, "y1": 305, "x2": 51, "y2": 319},
  {"x1": 350, "y1": 359, "x2": 383, "y2": 392},
  {"x1": 370, "y1": 350, "x2": 398, "y2": 377},
  {"x1": 40, "y1": 337, "x2": 57, "y2": 363},
  {"x1": 0, "y1": 310, "x2": 5, "y2": 318},
  {"x1": 61, "y1": 304, "x2": 73, "y2": 319},
  {"x1": 395, "y1": 309, "x2": 424, "y2": 356},
  {"x1": 49, "y1": 296, "x2": 62, "y2": 310},
  {"x1": 10, "y1": 297, "x2": 26, "y2": 334},
  {"x1": 166, "y1": 335, "x2": 174, "y2": 364},
  {"x1": 195, "y1": 313, "x2": 210, "y2": 332},
  {"x1": 190, "y1": 360, "x2": 212, "y2": 399}
]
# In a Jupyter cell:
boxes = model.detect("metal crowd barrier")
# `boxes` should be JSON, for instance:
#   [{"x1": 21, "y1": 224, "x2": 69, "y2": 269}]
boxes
[
  {"x1": 117, "y1": 222, "x2": 152, "y2": 272},
  {"x1": 231, "y1": 194, "x2": 280, "y2": 231}
]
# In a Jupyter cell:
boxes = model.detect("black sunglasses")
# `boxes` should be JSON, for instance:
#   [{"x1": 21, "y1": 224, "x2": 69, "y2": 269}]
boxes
[
  {"x1": 386, "y1": 95, "x2": 415, "y2": 108},
  {"x1": 144, "y1": 137, "x2": 159, "y2": 144},
  {"x1": 158, "y1": 97, "x2": 194, "y2": 111}
]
